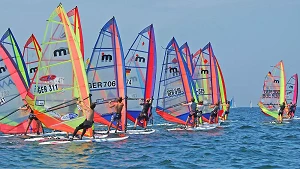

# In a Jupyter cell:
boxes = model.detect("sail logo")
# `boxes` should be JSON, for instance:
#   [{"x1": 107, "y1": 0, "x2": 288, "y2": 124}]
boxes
[
  {"x1": 101, "y1": 53, "x2": 112, "y2": 62},
  {"x1": 201, "y1": 69, "x2": 209, "y2": 74},
  {"x1": 0, "y1": 97, "x2": 6, "y2": 105},
  {"x1": 29, "y1": 67, "x2": 38, "y2": 74},
  {"x1": 53, "y1": 47, "x2": 69, "y2": 57},
  {"x1": 0, "y1": 66, "x2": 7, "y2": 74},
  {"x1": 273, "y1": 79, "x2": 279, "y2": 83},
  {"x1": 0, "y1": 79, "x2": 15, "y2": 89},
  {"x1": 135, "y1": 55, "x2": 146, "y2": 63},
  {"x1": 169, "y1": 67, "x2": 180, "y2": 76},
  {"x1": 61, "y1": 113, "x2": 78, "y2": 121}
]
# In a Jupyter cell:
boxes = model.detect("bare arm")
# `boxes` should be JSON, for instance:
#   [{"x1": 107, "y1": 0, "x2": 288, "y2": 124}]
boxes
[{"x1": 109, "y1": 101, "x2": 115, "y2": 108}]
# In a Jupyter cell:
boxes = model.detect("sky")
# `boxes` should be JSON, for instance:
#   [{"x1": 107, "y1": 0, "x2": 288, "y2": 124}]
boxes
[{"x1": 1, "y1": 0, "x2": 299, "y2": 107}]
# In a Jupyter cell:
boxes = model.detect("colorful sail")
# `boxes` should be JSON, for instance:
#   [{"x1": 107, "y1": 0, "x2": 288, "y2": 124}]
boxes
[
  {"x1": 0, "y1": 29, "x2": 30, "y2": 86},
  {"x1": 156, "y1": 37, "x2": 196, "y2": 125},
  {"x1": 215, "y1": 56, "x2": 227, "y2": 114},
  {"x1": 67, "y1": 6, "x2": 84, "y2": 59},
  {"x1": 192, "y1": 43, "x2": 220, "y2": 121},
  {"x1": 286, "y1": 74, "x2": 298, "y2": 105},
  {"x1": 124, "y1": 24, "x2": 157, "y2": 127},
  {"x1": 86, "y1": 17, "x2": 127, "y2": 131},
  {"x1": 31, "y1": 4, "x2": 92, "y2": 136},
  {"x1": 23, "y1": 34, "x2": 41, "y2": 84},
  {"x1": 180, "y1": 43, "x2": 194, "y2": 75},
  {"x1": 258, "y1": 61, "x2": 286, "y2": 119},
  {"x1": 0, "y1": 44, "x2": 40, "y2": 134}
]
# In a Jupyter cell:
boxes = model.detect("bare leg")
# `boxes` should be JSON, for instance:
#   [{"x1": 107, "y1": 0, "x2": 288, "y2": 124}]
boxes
[
  {"x1": 25, "y1": 119, "x2": 33, "y2": 135},
  {"x1": 133, "y1": 118, "x2": 138, "y2": 129},
  {"x1": 144, "y1": 119, "x2": 147, "y2": 129},
  {"x1": 185, "y1": 116, "x2": 190, "y2": 127},
  {"x1": 107, "y1": 121, "x2": 113, "y2": 133},
  {"x1": 115, "y1": 121, "x2": 120, "y2": 133}
]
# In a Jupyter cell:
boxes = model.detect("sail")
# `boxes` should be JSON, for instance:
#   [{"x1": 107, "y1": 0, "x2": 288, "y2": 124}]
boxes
[
  {"x1": 286, "y1": 74, "x2": 298, "y2": 105},
  {"x1": 0, "y1": 29, "x2": 30, "y2": 87},
  {"x1": 86, "y1": 17, "x2": 127, "y2": 131},
  {"x1": 31, "y1": 4, "x2": 92, "y2": 136},
  {"x1": 215, "y1": 56, "x2": 227, "y2": 114},
  {"x1": 124, "y1": 24, "x2": 157, "y2": 127},
  {"x1": 0, "y1": 44, "x2": 41, "y2": 134},
  {"x1": 23, "y1": 34, "x2": 41, "y2": 84},
  {"x1": 156, "y1": 37, "x2": 196, "y2": 125},
  {"x1": 67, "y1": 6, "x2": 84, "y2": 59},
  {"x1": 180, "y1": 43, "x2": 193, "y2": 75},
  {"x1": 192, "y1": 43, "x2": 220, "y2": 121},
  {"x1": 258, "y1": 61, "x2": 286, "y2": 119}
]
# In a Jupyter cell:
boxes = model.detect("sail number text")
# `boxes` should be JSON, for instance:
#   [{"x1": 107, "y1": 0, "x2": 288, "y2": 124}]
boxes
[
  {"x1": 35, "y1": 84, "x2": 59, "y2": 94},
  {"x1": 89, "y1": 79, "x2": 132, "y2": 89}
]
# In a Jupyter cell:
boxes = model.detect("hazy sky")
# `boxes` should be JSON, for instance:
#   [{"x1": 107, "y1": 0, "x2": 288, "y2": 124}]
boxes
[{"x1": 1, "y1": 0, "x2": 299, "y2": 106}]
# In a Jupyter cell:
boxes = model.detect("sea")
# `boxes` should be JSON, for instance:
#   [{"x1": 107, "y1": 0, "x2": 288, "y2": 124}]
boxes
[{"x1": 1, "y1": 107, "x2": 300, "y2": 169}]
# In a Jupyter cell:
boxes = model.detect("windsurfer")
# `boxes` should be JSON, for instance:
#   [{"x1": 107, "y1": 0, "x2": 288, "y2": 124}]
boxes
[
  {"x1": 277, "y1": 102, "x2": 285, "y2": 123},
  {"x1": 70, "y1": 100, "x2": 96, "y2": 140},
  {"x1": 106, "y1": 97, "x2": 124, "y2": 134},
  {"x1": 196, "y1": 101, "x2": 204, "y2": 126},
  {"x1": 133, "y1": 98, "x2": 153, "y2": 130},
  {"x1": 182, "y1": 98, "x2": 197, "y2": 128},
  {"x1": 220, "y1": 101, "x2": 230, "y2": 120},
  {"x1": 209, "y1": 102, "x2": 219, "y2": 124},
  {"x1": 19, "y1": 101, "x2": 43, "y2": 135},
  {"x1": 288, "y1": 102, "x2": 296, "y2": 119}
]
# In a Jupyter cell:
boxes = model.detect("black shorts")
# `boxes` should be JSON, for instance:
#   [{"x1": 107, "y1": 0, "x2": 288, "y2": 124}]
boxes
[
  {"x1": 111, "y1": 113, "x2": 121, "y2": 122},
  {"x1": 28, "y1": 114, "x2": 38, "y2": 121},
  {"x1": 188, "y1": 112, "x2": 196, "y2": 118},
  {"x1": 278, "y1": 111, "x2": 283, "y2": 116},
  {"x1": 225, "y1": 111, "x2": 229, "y2": 115},
  {"x1": 78, "y1": 119, "x2": 94, "y2": 129},
  {"x1": 137, "y1": 112, "x2": 148, "y2": 120}
]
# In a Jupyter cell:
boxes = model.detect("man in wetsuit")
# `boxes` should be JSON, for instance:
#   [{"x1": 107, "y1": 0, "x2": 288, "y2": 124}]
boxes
[
  {"x1": 19, "y1": 102, "x2": 43, "y2": 135},
  {"x1": 70, "y1": 100, "x2": 96, "y2": 140},
  {"x1": 220, "y1": 101, "x2": 230, "y2": 121},
  {"x1": 133, "y1": 98, "x2": 152, "y2": 130},
  {"x1": 107, "y1": 97, "x2": 124, "y2": 134},
  {"x1": 277, "y1": 102, "x2": 285, "y2": 123},
  {"x1": 209, "y1": 102, "x2": 219, "y2": 124},
  {"x1": 182, "y1": 98, "x2": 197, "y2": 128}
]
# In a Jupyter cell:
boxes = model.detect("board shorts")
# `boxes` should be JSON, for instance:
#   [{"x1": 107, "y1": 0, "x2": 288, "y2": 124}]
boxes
[
  {"x1": 196, "y1": 111, "x2": 202, "y2": 117},
  {"x1": 210, "y1": 112, "x2": 217, "y2": 117},
  {"x1": 137, "y1": 112, "x2": 148, "y2": 121},
  {"x1": 111, "y1": 113, "x2": 121, "y2": 122},
  {"x1": 28, "y1": 113, "x2": 38, "y2": 121},
  {"x1": 278, "y1": 110, "x2": 283, "y2": 116},
  {"x1": 188, "y1": 111, "x2": 196, "y2": 118},
  {"x1": 224, "y1": 111, "x2": 229, "y2": 115}
]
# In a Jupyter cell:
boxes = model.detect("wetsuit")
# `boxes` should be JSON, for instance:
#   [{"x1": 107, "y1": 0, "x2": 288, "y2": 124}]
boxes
[
  {"x1": 278, "y1": 104, "x2": 285, "y2": 116},
  {"x1": 224, "y1": 105, "x2": 230, "y2": 115},
  {"x1": 137, "y1": 102, "x2": 151, "y2": 121},
  {"x1": 72, "y1": 119, "x2": 94, "y2": 138}
]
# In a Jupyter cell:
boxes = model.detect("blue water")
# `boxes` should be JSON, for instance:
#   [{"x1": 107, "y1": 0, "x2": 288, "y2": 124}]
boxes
[{"x1": 1, "y1": 107, "x2": 300, "y2": 169}]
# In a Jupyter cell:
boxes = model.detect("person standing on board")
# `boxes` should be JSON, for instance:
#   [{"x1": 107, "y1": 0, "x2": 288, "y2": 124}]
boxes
[
  {"x1": 277, "y1": 102, "x2": 285, "y2": 123},
  {"x1": 196, "y1": 101, "x2": 204, "y2": 126},
  {"x1": 182, "y1": 98, "x2": 197, "y2": 128},
  {"x1": 133, "y1": 98, "x2": 153, "y2": 130},
  {"x1": 19, "y1": 101, "x2": 43, "y2": 135},
  {"x1": 209, "y1": 102, "x2": 219, "y2": 124},
  {"x1": 106, "y1": 97, "x2": 124, "y2": 134},
  {"x1": 220, "y1": 101, "x2": 230, "y2": 121},
  {"x1": 291, "y1": 103, "x2": 297, "y2": 118},
  {"x1": 70, "y1": 100, "x2": 96, "y2": 140}
]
